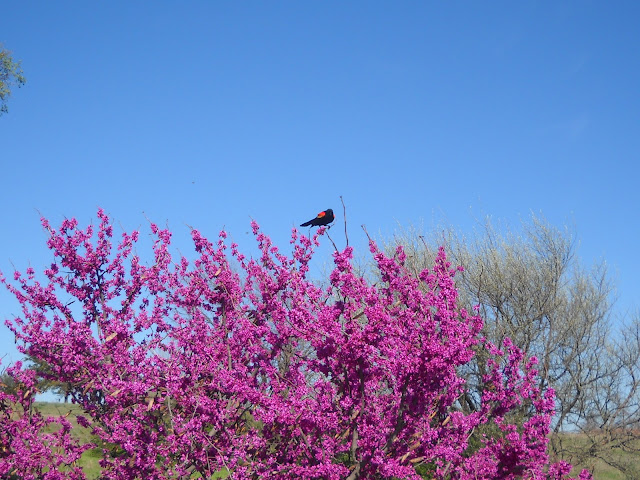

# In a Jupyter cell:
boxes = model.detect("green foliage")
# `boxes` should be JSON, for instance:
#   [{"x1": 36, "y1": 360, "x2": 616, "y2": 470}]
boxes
[
  {"x1": 26, "y1": 356, "x2": 75, "y2": 399},
  {"x1": 0, "y1": 45, "x2": 26, "y2": 115},
  {"x1": 414, "y1": 462, "x2": 437, "y2": 478},
  {"x1": 0, "y1": 371, "x2": 19, "y2": 395}
]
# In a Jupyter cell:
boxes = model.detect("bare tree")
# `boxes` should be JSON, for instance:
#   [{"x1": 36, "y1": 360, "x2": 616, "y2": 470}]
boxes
[
  {"x1": 384, "y1": 214, "x2": 640, "y2": 478},
  {"x1": 557, "y1": 313, "x2": 640, "y2": 478}
]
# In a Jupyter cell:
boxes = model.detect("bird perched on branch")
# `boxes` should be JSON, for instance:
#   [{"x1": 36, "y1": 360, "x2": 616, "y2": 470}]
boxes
[{"x1": 300, "y1": 208, "x2": 335, "y2": 227}]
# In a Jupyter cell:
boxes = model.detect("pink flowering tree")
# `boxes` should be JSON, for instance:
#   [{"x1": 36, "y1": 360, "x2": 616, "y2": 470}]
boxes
[
  {"x1": 1, "y1": 210, "x2": 591, "y2": 479},
  {"x1": 0, "y1": 361, "x2": 89, "y2": 479}
]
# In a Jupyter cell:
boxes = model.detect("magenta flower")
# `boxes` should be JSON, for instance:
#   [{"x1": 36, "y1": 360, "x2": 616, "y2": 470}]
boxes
[{"x1": 0, "y1": 211, "x2": 588, "y2": 479}]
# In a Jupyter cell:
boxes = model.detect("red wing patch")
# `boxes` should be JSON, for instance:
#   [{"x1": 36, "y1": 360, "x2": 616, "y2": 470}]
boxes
[{"x1": 317, "y1": 211, "x2": 326, "y2": 218}]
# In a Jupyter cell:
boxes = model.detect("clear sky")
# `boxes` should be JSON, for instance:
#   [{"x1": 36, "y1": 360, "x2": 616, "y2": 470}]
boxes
[{"x1": 1, "y1": 2, "x2": 639, "y2": 366}]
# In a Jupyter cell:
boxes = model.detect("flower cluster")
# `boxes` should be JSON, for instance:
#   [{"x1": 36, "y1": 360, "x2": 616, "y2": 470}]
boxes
[{"x1": 1, "y1": 211, "x2": 591, "y2": 479}]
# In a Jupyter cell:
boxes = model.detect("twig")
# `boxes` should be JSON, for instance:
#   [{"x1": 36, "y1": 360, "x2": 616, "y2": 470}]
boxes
[
  {"x1": 418, "y1": 235, "x2": 429, "y2": 256},
  {"x1": 361, "y1": 225, "x2": 372, "y2": 243},
  {"x1": 340, "y1": 195, "x2": 349, "y2": 247}
]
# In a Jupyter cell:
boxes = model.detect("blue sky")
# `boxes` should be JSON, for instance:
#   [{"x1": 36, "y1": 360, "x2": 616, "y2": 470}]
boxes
[{"x1": 1, "y1": 2, "x2": 639, "y2": 366}]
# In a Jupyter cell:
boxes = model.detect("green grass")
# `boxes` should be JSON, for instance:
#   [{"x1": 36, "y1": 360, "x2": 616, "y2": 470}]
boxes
[
  {"x1": 563, "y1": 458, "x2": 627, "y2": 480},
  {"x1": 550, "y1": 433, "x2": 640, "y2": 480}
]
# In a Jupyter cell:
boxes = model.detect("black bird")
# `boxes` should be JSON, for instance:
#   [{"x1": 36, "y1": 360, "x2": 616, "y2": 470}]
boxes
[{"x1": 300, "y1": 208, "x2": 335, "y2": 227}]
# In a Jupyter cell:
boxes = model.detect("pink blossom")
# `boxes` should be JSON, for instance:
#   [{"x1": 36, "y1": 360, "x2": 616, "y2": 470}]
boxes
[{"x1": 0, "y1": 211, "x2": 588, "y2": 479}]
